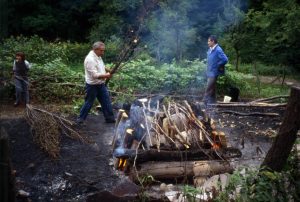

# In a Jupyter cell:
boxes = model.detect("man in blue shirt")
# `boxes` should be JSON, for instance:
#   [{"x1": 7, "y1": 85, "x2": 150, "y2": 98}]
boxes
[{"x1": 203, "y1": 35, "x2": 228, "y2": 105}]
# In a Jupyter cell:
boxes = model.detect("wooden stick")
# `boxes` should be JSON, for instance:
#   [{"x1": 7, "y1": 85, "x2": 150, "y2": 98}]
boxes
[
  {"x1": 210, "y1": 102, "x2": 287, "y2": 108},
  {"x1": 218, "y1": 110, "x2": 279, "y2": 116},
  {"x1": 250, "y1": 95, "x2": 289, "y2": 103}
]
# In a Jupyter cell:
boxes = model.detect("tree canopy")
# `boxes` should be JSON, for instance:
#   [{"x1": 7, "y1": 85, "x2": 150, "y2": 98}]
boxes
[{"x1": 1, "y1": 0, "x2": 299, "y2": 69}]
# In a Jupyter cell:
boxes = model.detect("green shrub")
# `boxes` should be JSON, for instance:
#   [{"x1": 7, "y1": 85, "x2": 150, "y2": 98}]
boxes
[
  {"x1": 29, "y1": 58, "x2": 85, "y2": 103},
  {"x1": 109, "y1": 59, "x2": 206, "y2": 94},
  {"x1": 64, "y1": 42, "x2": 90, "y2": 64},
  {"x1": 0, "y1": 35, "x2": 68, "y2": 65},
  {"x1": 215, "y1": 166, "x2": 298, "y2": 202}
]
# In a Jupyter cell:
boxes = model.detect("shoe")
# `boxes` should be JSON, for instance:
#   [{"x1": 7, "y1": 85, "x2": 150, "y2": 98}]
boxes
[{"x1": 105, "y1": 119, "x2": 116, "y2": 123}]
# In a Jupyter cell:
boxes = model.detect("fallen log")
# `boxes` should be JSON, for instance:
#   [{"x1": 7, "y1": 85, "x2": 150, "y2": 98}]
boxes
[
  {"x1": 131, "y1": 161, "x2": 194, "y2": 180},
  {"x1": 125, "y1": 148, "x2": 242, "y2": 164},
  {"x1": 130, "y1": 160, "x2": 233, "y2": 181},
  {"x1": 193, "y1": 161, "x2": 233, "y2": 177}
]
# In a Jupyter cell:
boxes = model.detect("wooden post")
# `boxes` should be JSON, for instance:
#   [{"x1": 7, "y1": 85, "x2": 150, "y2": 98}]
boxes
[
  {"x1": 261, "y1": 86, "x2": 300, "y2": 171},
  {"x1": 0, "y1": 127, "x2": 16, "y2": 202}
]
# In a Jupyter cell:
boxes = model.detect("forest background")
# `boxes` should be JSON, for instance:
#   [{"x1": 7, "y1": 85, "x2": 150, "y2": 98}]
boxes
[{"x1": 0, "y1": 0, "x2": 300, "y2": 106}]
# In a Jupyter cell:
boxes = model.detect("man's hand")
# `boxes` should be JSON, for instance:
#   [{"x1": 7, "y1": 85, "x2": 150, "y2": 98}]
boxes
[
  {"x1": 99, "y1": 72, "x2": 112, "y2": 79},
  {"x1": 105, "y1": 72, "x2": 112, "y2": 79}
]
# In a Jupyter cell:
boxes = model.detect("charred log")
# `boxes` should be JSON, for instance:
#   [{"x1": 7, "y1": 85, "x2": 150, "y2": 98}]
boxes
[{"x1": 119, "y1": 148, "x2": 242, "y2": 164}]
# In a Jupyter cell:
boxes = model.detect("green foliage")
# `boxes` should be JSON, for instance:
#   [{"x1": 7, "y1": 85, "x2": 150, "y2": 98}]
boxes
[
  {"x1": 217, "y1": 64, "x2": 252, "y2": 96},
  {"x1": 227, "y1": 0, "x2": 300, "y2": 70},
  {"x1": 65, "y1": 42, "x2": 90, "y2": 64},
  {"x1": 183, "y1": 185, "x2": 200, "y2": 202},
  {"x1": 109, "y1": 59, "x2": 206, "y2": 94},
  {"x1": 29, "y1": 58, "x2": 85, "y2": 103},
  {"x1": 0, "y1": 35, "x2": 69, "y2": 64},
  {"x1": 214, "y1": 164, "x2": 299, "y2": 202}
]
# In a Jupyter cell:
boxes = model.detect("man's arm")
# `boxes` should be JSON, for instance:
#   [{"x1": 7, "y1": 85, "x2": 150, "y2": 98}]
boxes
[
  {"x1": 25, "y1": 60, "x2": 31, "y2": 69},
  {"x1": 85, "y1": 61, "x2": 111, "y2": 80},
  {"x1": 217, "y1": 48, "x2": 228, "y2": 66}
]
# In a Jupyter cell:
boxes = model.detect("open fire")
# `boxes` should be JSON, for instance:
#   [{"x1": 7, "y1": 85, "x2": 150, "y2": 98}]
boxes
[{"x1": 112, "y1": 97, "x2": 241, "y2": 182}]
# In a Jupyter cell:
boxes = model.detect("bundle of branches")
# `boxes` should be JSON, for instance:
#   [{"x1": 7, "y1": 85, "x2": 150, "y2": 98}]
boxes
[{"x1": 26, "y1": 104, "x2": 93, "y2": 158}]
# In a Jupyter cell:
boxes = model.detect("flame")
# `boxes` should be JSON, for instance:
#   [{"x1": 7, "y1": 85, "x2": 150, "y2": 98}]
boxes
[
  {"x1": 117, "y1": 158, "x2": 127, "y2": 170},
  {"x1": 212, "y1": 143, "x2": 220, "y2": 149}
]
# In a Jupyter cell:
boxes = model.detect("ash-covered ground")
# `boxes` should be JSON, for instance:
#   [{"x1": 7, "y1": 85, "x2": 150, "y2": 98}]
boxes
[{"x1": 0, "y1": 103, "x2": 285, "y2": 201}]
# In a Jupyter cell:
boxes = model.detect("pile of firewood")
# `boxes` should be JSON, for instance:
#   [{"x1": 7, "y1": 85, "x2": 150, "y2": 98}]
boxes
[{"x1": 112, "y1": 98, "x2": 241, "y2": 183}]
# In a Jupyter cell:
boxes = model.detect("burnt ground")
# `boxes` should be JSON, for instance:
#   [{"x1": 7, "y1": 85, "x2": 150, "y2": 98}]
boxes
[{"x1": 0, "y1": 102, "x2": 286, "y2": 202}]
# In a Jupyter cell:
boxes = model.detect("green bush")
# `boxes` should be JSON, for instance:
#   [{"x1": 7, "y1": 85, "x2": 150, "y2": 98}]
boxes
[
  {"x1": 109, "y1": 59, "x2": 206, "y2": 94},
  {"x1": 217, "y1": 64, "x2": 252, "y2": 97},
  {"x1": 215, "y1": 166, "x2": 299, "y2": 202},
  {"x1": 29, "y1": 58, "x2": 85, "y2": 103},
  {"x1": 64, "y1": 42, "x2": 90, "y2": 64},
  {"x1": 0, "y1": 35, "x2": 68, "y2": 65}
]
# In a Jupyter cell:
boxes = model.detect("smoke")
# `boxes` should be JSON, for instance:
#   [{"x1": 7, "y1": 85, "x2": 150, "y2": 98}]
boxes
[{"x1": 142, "y1": 0, "x2": 247, "y2": 62}]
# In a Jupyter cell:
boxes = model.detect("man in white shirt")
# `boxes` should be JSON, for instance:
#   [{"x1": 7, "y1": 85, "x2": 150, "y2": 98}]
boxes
[{"x1": 77, "y1": 41, "x2": 115, "y2": 124}]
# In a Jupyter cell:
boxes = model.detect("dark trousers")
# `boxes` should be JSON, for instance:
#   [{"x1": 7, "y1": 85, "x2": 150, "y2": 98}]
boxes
[
  {"x1": 79, "y1": 83, "x2": 114, "y2": 121},
  {"x1": 203, "y1": 77, "x2": 217, "y2": 104},
  {"x1": 15, "y1": 78, "x2": 29, "y2": 104}
]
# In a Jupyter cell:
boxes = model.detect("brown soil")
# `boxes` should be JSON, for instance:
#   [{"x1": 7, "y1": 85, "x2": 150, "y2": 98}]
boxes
[{"x1": 0, "y1": 101, "x2": 286, "y2": 201}]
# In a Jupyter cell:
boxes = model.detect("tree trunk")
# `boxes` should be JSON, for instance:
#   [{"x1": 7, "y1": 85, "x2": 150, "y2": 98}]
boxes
[
  {"x1": 0, "y1": 127, "x2": 16, "y2": 202},
  {"x1": 261, "y1": 86, "x2": 300, "y2": 171}
]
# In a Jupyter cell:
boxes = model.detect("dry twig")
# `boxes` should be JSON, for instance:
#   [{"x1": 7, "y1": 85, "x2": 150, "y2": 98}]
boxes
[{"x1": 26, "y1": 104, "x2": 93, "y2": 158}]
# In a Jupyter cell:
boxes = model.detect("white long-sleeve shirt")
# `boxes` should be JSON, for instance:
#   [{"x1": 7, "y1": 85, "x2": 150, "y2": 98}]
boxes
[{"x1": 84, "y1": 50, "x2": 107, "y2": 85}]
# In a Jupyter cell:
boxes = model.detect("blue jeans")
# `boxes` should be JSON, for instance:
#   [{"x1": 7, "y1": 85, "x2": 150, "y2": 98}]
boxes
[
  {"x1": 79, "y1": 83, "x2": 114, "y2": 121},
  {"x1": 15, "y1": 78, "x2": 29, "y2": 104}
]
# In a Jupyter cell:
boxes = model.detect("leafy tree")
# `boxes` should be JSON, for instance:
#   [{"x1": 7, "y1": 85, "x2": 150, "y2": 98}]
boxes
[
  {"x1": 228, "y1": 0, "x2": 300, "y2": 70},
  {"x1": 3, "y1": 0, "x2": 100, "y2": 41}
]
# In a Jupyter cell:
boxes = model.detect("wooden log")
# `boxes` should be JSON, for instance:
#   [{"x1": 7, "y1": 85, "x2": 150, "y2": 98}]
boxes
[
  {"x1": 193, "y1": 161, "x2": 233, "y2": 177},
  {"x1": 0, "y1": 127, "x2": 16, "y2": 202},
  {"x1": 128, "y1": 148, "x2": 242, "y2": 164},
  {"x1": 130, "y1": 161, "x2": 194, "y2": 180},
  {"x1": 131, "y1": 160, "x2": 233, "y2": 181}
]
